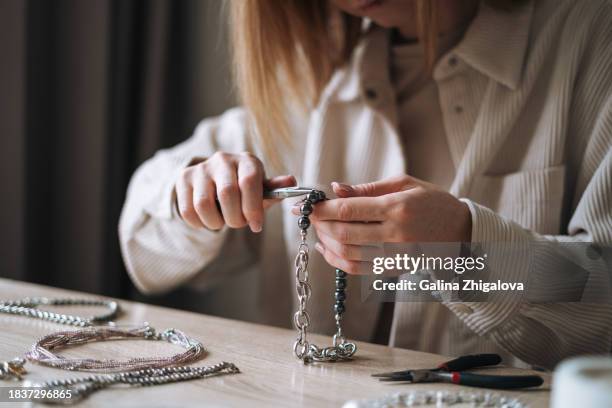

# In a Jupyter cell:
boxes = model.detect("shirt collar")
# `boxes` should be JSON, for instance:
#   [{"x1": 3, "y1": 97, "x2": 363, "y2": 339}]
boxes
[
  {"x1": 330, "y1": 24, "x2": 392, "y2": 103},
  {"x1": 450, "y1": 0, "x2": 534, "y2": 90},
  {"x1": 328, "y1": 0, "x2": 534, "y2": 102}
]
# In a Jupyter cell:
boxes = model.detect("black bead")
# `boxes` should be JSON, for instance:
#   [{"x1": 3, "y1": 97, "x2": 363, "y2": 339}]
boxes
[
  {"x1": 335, "y1": 278, "x2": 347, "y2": 290},
  {"x1": 307, "y1": 191, "x2": 319, "y2": 202},
  {"x1": 300, "y1": 202, "x2": 313, "y2": 216},
  {"x1": 298, "y1": 216, "x2": 310, "y2": 230},
  {"x1": 335, "y1": 269, "x2": 347, "y2": 278},
  {"x1": 316, "y1": 190, "x2": 326, "y2": 201},
  {"x1": 334, "y1": 303, "x2": 345, "y2": 314},
  {"x1": 335, "y1": 290, "x2": 346, "y2": 302}
]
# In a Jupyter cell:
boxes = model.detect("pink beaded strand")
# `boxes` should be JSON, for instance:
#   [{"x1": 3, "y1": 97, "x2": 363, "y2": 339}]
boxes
[{"x1": 25, "y1": 325, "x2": 205, "y2": 372}]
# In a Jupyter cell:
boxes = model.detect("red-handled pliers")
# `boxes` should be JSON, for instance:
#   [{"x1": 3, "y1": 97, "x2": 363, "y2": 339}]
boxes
[{"x1": 372, "y1": 353, "x2": 543, "y2": 390}]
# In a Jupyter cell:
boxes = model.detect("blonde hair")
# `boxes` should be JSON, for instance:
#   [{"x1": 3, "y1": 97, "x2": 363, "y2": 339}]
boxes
[
  {"x1": 229, "y1": 1, "x2": 513, "y2": 169},
  {"x1": 230, "y1": 1, "x2": 362, "y2": 169}
]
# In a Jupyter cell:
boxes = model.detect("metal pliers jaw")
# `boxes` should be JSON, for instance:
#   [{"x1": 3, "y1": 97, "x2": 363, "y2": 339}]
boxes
[{"x1": 263, "y1": 187, "x2": 320, "y2": 199}]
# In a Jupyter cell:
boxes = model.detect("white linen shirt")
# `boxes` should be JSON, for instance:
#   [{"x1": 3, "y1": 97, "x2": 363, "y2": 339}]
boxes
[{"x1": 119, "y1": 0, "x2": 612, "y2": 369}]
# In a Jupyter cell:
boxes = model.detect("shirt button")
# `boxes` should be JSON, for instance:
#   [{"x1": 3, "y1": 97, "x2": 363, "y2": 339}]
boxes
[
  {"x1": 448, "y1": 55, "x2": 458, "y2": 67},
  {"x1": 454, "y1": 105, "x2": 464, "y2": 114},
  {"x1": 454, "y1": 304, "x2": 474, "y2": 315},
  {"x1": 364, "y1": 88, "x2": 378, "y2": 100}
]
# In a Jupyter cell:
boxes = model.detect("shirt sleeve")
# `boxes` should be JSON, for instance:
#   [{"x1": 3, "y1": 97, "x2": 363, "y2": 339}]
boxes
[
  {"x1": 118, "y1": 107, "x2": 253, "y2": 294},
  {"x1": 448, "y1": 5, "x2": 612, "y2": 368},
  {"x1": 452, "y1": 146, "x2": 612, "y2": 369}
]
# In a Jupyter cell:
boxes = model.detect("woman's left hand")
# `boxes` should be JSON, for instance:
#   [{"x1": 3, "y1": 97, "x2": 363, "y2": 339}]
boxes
[{"x1": 291, "y1": 175, "x2": 472, "y2": 274}]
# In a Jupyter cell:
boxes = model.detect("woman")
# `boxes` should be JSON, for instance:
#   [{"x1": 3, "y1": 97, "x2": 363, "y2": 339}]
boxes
[{"x1": 119, "y1": 0, "x2": 612, "y2": 369}]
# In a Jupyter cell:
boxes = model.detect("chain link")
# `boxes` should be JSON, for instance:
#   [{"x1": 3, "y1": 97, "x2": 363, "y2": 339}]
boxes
[
  {"x1": 293, "y1": 231, "x2": 311, "y2": 360},
  {"x1": 293, "y1": 191, "x2": 356, "y2": 363}
]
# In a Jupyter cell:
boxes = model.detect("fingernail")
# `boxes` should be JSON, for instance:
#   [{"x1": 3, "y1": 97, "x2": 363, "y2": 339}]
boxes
[
  {"x1": 291, "y1": 207, "x2": 299, "y2": 215},
  {"x1": 332, "y1": 181, "x2": 353, "y2": 194},
  {"x1": 249, "y1": 221, "x2": 262, "y2": 233},
  {"x1": 315, "y1": 242, "x2": 325, "y2": 253}
]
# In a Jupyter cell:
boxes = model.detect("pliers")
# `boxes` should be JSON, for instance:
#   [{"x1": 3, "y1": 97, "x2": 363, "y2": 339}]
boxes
[
  {"x1": 214, "y1": 186, "x2": 319, "y2": 210},
  {"x1": 262, "y1": 186, "x2": 319, "y2": 199},
  {"x1": 372, "y1": 354, "x2": 544, "y2": 389}
]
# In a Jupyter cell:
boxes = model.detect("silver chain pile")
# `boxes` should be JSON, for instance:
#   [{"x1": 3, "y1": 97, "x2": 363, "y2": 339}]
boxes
[
  {"x1": 0, "y1": 297, "x2": 120, "y2": 326},
  {"x1": 293, "y1": 192, "x2": 356, "y2": 363},
  {"x1": 25, "y1": 325, "x2": 205, "y2": 372},
  {"x1": 25, "y1": 362, "x2": 240, "y2": 405},
  {"x1": 343, "y1": 390, "x2": 528, "y2": 408},
  {"x1": 2, "y1": 301, "x2": 241, "y2": 404}
]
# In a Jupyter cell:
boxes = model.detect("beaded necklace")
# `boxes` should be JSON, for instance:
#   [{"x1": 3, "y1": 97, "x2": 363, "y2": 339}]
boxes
[{"x1": 292, "y1": 189, "x2": 357, "y2": 363}]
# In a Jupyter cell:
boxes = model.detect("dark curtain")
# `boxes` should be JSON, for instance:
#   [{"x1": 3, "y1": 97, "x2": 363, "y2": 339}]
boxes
[{"x1": 0, "y1": 0, "x2": 235, "y2": 299}]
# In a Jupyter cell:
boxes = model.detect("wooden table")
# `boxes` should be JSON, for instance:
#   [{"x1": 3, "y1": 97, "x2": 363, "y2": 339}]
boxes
[{"x1": 0, "y1": 279, "x2": 551, "y2": 407}]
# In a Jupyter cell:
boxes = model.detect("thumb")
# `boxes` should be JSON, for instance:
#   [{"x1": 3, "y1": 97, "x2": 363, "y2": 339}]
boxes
[
  {"x1": 264, "y1": 175, "x2": 296, "y2": 189},
  {"x1": 332, "y1": 175, "x2": 416, "y2": 198},
  {"x1": 263, "y1": 175, "x2": 297, "y2": 209}
]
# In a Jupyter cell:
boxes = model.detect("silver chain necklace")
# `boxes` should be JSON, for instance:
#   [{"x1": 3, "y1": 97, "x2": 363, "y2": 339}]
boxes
[
  {"x1": 0, "y1": 297, "x2": 120, "y2": 326},
  {"x1": 24, "y1": 362, "x2": 240, "y2": 404},
  {"x1": 344, "y1": 390, "x2": 528, "y2": 408},
  {"x1": 293, "y1": 189, "x2": 357, "y2": 363}
]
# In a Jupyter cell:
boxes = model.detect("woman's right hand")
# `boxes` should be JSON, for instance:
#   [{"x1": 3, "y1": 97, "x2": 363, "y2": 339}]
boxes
[{"x1": 175, "y1": 151, "x2": 296, "y2": 233}]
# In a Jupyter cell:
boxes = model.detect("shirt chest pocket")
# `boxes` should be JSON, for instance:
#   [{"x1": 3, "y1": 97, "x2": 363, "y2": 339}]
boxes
[{"x1": 470, "y1": 165, "x2": 566, "y2": 235}]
